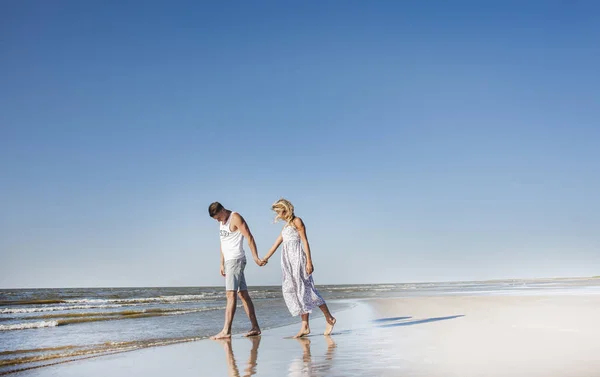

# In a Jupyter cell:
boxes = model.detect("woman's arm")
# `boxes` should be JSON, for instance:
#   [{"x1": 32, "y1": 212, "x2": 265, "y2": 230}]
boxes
[
  {"x1": 263, "y1": 234, "x2": 283, "y2": 263},
  {"x1": 294, "y1": 217, "x2": 314, "y2": 275}
]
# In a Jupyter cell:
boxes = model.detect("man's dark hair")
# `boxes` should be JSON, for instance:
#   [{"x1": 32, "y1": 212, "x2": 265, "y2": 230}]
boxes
[{"x1": 208, "y1": 202, "x2": 224, "y2": 217}]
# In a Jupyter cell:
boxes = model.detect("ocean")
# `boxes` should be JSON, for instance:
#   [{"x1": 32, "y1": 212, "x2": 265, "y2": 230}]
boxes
[{"x1": 1, "y1": 278, "x2": 599, "y2": 375}]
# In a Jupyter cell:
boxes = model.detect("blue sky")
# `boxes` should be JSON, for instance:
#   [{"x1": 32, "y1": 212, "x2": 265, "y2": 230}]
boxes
[{"x1": 1, "y1": 1, "x2": 599, "y2": 288}]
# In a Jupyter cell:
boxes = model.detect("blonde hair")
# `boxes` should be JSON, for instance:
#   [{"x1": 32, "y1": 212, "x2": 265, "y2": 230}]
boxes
[{"x1": 272, "y1": 198, "x2": 295, "y2": 226}]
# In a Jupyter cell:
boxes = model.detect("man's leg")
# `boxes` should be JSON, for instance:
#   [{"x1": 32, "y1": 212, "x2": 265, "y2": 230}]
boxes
[
  {"x1": 210, "y1": 290, "x2": 237, "y2": 339},
  {"x1": 238, "y1": 290, "x2": 261, "y2": 336},
  {"x1": 211, "y1": 260, "x2": 239, "y2": 340},
  {"x1": 235, "y1": 259, "x2": 261, "y2": 337}
]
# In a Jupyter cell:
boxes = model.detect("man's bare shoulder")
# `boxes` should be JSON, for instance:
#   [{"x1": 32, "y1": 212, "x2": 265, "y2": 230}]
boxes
[{"x1": 231, "y1": 212, "x2": 245, "y2": 225}]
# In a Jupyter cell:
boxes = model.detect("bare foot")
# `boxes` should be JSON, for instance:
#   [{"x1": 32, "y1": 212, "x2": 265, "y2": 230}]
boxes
[
  {"x1": 243, "y1": 328, "x2": 261, "y2": 337},
  {"x1": 210, "y1": 331, "x2": 231, "y2": 340},
  {"x1": 293, "y1": 327, "x2": 310, "y2": 338},
  {"x1": 214, "y1": 337, "x2": 232, "y2": 346},
  {"x1": 324, "y1": 317, "x2": 336, "y2": 336}
]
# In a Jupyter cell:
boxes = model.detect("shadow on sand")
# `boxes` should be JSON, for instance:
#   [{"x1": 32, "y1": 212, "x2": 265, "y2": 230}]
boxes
[
  {"x1": 371, "y1": 316, "x2": 412, "y2": 323},
  {"x1": 375, "y1": 315, "x2": 464, "y2": 328}
]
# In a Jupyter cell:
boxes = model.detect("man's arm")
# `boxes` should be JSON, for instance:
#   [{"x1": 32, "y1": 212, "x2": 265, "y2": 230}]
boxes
[
  {"x1": 220, "y1": 244, "x2": 225, "y2": 276},
  {"x1": 231, "y1": 213, "x2": 264, "y2": 266}
]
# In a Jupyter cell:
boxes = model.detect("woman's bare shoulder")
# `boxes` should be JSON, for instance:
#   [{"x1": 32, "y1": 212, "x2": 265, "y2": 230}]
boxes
[{"x1": 293, "y1": 216, "x2": 305, "y2": 228}]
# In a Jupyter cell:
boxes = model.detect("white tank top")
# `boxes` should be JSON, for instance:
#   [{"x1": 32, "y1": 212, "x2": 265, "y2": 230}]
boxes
[{"x1": 219, "y1": 212, "x2": 245, "y2": 261}]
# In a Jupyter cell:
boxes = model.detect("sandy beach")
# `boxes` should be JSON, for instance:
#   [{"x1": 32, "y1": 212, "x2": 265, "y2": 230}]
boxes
[{"x1": 10, "y1": 292, "x2": 600, "y2": 377}]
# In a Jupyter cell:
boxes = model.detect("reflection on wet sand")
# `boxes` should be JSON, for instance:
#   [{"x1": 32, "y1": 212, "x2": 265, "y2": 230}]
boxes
[
  {"x1": 215, "y1": 336, "x2": 261, "y2": 377},
  {"x1": 288, "y1": 337, "x2": 337, "y2": 377}
]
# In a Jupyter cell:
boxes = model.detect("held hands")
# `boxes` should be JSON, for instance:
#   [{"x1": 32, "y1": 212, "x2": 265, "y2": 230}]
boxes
[
  {"x1": 221, "y1": 258, "x2": 266, "y2": 276},
  {"x1": 254, "y1": 257, "x2": 267, "y2": 267},
  {"x1": 255, "y1": 257, "x2": 269, "y2": 267}
]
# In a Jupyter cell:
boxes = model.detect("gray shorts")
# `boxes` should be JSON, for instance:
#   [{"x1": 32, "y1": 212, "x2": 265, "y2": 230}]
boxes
[{"x1": 225, "y1": 258, "x2": 247, "y2": 291}]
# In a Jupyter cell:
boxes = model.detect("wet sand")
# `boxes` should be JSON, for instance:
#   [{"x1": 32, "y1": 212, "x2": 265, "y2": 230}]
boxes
[{"x1": 13, "y1": 294, "x2": 600, "y2": 377}]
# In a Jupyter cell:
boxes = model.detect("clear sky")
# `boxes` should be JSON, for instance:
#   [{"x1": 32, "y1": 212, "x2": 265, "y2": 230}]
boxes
[{"x1": 1, "y1": 1, "x2": 599, "y2": 288}]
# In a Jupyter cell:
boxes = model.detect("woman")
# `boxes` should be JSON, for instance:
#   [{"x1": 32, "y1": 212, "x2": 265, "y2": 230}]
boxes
[{"x1": 262, "y1": 198, "x2": 336, "y2": 338}]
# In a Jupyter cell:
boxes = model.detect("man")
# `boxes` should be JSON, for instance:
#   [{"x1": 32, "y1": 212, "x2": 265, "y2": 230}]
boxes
[{"x1": 208, "y1": 202, "x2": 264, "y2": 339}]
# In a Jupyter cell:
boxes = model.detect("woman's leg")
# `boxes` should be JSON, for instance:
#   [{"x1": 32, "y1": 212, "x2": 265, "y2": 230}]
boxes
[
  {"x1": 294, "y1": 313, "x2": 311, "y2": 338},
  {"x1": 319, "y1": 303, "x2": 336, "y2": 335}
]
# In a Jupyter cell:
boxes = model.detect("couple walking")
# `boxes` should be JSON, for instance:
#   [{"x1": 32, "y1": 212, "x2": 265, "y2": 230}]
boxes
[{"x1": 208, "y1": 199, "x2": 336, "y2": 340}]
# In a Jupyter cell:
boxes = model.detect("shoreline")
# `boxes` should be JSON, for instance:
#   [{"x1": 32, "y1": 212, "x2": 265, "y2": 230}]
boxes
[
  {"x1": 3, "y1": 275, "x2": 599, "y2": 290},
  {"x1": 6, "y1": 292, "x2": 600, "y2": 376}
]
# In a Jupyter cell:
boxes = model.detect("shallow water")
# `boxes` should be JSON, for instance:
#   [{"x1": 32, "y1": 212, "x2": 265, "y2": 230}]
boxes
[{"x1": 2, "y1": 278, "x2": 599, "y2": 374}]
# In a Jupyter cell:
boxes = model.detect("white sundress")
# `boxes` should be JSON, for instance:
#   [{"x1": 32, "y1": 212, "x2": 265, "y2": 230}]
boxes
[{"x1": 280, "y1": 224, "x2": 326, "y2": 316}]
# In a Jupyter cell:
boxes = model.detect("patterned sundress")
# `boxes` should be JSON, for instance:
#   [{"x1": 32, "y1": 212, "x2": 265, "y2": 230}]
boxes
[{"x1": 280, "y1": 224, "x2": 326, "y2": 316}]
